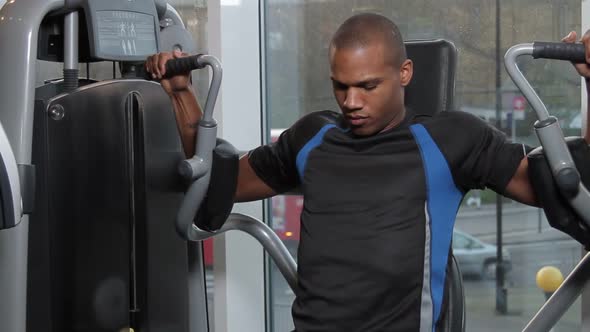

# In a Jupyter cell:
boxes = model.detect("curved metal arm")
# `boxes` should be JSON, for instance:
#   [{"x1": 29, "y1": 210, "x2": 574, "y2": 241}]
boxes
[
  {"x1": 180, "y1": 213, "x2": 299, "y2": 296},
  {"x1": 504, "y1": 44, "x2": 550, "y2": 121},
  {"x1": 196, "y1": 55, "x2": 222, "y2": 124},
  {"x1": 522, "y1": 252, "x2": 590, "y2": 332},
  {"x1": 225, "y1": 213, "x2": 298, "y2": 295},
  {"x1": 505, "y1": 44, "x2": 590, "y2": 228},
  {"x1": 175, "y1": 55, "x2": 223, "y2": 240}
]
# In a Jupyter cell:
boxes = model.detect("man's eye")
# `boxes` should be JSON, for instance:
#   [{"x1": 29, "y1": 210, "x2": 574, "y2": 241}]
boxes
[
  {"x1": 364, "y1": 84, "x2": 377, "y2": 91},
  {"x1": 333, "y1": 82, "x2": 347, "y2": 90}
]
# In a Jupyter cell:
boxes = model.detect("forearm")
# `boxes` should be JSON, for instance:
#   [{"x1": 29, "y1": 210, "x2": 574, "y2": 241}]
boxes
[{"x1": 170, "y1": 87, "x2": 202, "y2": 157}]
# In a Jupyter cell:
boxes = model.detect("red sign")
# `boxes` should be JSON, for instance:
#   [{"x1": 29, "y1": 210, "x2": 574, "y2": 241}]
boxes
[{"x1": 512, "y1": 95, "x2": 526, "y2": 111}]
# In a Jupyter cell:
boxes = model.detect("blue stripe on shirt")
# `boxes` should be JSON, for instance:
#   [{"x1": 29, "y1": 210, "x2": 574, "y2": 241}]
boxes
[
  {"x1": 410, "y1": 123, "x2": 463, "y2": 332},
  {"x1": 295, "y1": 124, "x2": 337, "y2": 180}
]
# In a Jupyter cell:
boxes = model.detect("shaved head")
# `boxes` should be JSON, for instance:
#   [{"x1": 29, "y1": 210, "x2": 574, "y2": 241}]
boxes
[{"x1": 330, "y1": 13, "x2": 406, "y2": 68}]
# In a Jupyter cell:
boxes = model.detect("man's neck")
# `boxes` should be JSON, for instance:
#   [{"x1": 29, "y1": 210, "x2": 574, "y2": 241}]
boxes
[{"x1": 379, "y1": 107, "x2": 407, "y2": 133}]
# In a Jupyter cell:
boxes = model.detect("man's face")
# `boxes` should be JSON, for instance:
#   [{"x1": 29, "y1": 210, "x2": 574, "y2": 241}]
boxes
[{"x1": 330, "y1": 43, "x2": 412, "y2": 136}]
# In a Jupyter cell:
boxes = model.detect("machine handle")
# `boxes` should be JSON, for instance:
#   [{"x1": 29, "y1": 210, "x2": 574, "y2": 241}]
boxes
[
  {"x1": 145, "y1": 54, "x2": 221, "y2": 125},
  {"x1": 505, "y1": 44, "x2": 590, "y2": 230},
  {"x1": 532, "y1": 42, "x2": 586, "y2": 63},
  {"x1": 174, "y1": 55, "x2": 222, "y2": 241},
  {"x1": 507, "y1": 42, "x2": 590, "y2": 332},
  {"x1": 141, "y1": 54, "x2": 224, "y2": 241},
  {"x1": 177, "y1": 213, "x2": 300, "y2": 296},
  {"x1": 162, "y1": 54, "x2": 207, "y2": 78}
]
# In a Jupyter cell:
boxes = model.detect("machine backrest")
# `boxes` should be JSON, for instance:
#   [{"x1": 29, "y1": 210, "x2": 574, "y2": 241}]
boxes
[{"x1": 405, "y1": 39, "x2": 457, "y2": 116}]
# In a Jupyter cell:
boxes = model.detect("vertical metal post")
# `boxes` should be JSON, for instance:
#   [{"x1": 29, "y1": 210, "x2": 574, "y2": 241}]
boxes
[
  {"x1": 63, "y1": 11, "x2": 79, "y2": 91},
  {"x1": 495, "y1": 0, "x2": 508, "y2": 315},
  {"x1": 538, "y1": 208, "x2": 543, "y2": 233}
]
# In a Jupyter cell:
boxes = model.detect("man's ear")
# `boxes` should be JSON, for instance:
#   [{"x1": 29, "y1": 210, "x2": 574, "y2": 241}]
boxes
[{"x1": 400, "y1": 59, "x2": 413, "y2": 87}]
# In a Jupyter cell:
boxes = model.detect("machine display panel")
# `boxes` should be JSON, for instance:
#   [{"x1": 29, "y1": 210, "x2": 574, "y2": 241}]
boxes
[{"x1": 95, "y1": 10, "x2": 157, "y2": 59}]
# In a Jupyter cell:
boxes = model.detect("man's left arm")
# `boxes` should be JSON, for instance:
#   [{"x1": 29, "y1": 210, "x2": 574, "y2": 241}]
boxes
[{"x1": 504, "y1": 157, "x2": 537, "y2": 206}]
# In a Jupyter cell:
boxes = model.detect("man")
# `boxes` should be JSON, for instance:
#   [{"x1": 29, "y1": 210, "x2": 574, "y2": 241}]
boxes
[{"x1": 146, "y1": 13, "x2": 590, "y2": 332}]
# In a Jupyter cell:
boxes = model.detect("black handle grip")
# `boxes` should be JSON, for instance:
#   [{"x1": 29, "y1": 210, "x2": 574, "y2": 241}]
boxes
[
  {"x1": 163, "y1": 54, "x2": 206, "y2": 78},
  {"x1": 533, "y1": 42, "x2": 586, "y2": 63},
  {"x1": 141, "y1": 54, "x2": 206, "y2": 80}
]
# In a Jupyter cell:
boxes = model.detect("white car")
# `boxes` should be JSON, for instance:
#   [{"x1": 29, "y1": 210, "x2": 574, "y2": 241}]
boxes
[{"x1": 452, "y1": 229, "x2": 511, "y2": 279}]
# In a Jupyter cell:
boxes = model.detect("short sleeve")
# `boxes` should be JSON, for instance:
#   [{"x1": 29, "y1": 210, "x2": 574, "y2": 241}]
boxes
[
  {"x1": 247, "y1": 110, "x2": 342, "y2": 194},
  {"x1": 423, "y1": 111, "x2": 530, "y2": 193},
  {"x1": 248, "y1": 128, "x2": 300, "y2": 194}
]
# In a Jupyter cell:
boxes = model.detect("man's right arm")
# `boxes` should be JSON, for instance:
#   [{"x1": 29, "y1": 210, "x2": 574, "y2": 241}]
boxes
[
  {"x1": 146, "y1": 50, "x2": 200, "y2": 157},
  {"x1": 147, "y1": 51, "x2": 278, "y2": 203},
  {"x1": 235, "y1": 155, "x2": 278, "y2": 202}
]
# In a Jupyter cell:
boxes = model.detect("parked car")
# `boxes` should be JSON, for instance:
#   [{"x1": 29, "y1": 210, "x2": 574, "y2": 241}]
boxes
[{"x1": 452, "y1": 229, "x2": 511, "y2": 279}]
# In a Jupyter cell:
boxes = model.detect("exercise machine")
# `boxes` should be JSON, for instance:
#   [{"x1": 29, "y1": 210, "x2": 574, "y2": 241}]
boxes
[
  {"x1": 505, "y1": 41, "x2": 590, "y2": 331},
  {"x1": 0, "y1": 1, "x2": 213, "y2": 330}
]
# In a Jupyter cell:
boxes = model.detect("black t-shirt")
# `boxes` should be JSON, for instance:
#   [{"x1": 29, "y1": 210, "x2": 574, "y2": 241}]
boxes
[{"x1": 249, "y1": 109, "x2": 525, "y2": 332}]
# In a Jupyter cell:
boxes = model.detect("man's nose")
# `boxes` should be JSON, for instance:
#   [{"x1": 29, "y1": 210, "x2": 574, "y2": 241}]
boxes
[{"x1": 343, "y1": 88, "x2": 363, "y2": 111}]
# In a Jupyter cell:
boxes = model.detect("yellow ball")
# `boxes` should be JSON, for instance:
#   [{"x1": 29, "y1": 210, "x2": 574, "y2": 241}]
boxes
[{"x1": 536, "y1": 266, "x2": 564, "y2": 293}]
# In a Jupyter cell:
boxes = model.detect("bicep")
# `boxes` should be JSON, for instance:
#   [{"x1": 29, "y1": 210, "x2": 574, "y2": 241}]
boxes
[{"x1": 235, "y1": 155, "x2": 277, "y2": 202}]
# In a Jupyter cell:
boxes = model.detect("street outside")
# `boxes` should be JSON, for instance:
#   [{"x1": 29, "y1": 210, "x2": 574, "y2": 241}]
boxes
[
  {"x1": 456, "y1": 203, "x2": 582, "y2": 331},
  {"x1": 208, "y1": 202, "x2": 586, "y2": 331}
]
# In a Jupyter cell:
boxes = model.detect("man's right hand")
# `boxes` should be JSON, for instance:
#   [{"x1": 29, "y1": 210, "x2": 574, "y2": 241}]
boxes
[{"x1": 145, "y1": 50, "x2": 191, "y2": 96}]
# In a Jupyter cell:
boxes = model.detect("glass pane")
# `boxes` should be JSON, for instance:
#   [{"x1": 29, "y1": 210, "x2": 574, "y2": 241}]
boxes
[{"x1": 263, "y1": 1, "x2": 583, "y2": 331}]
